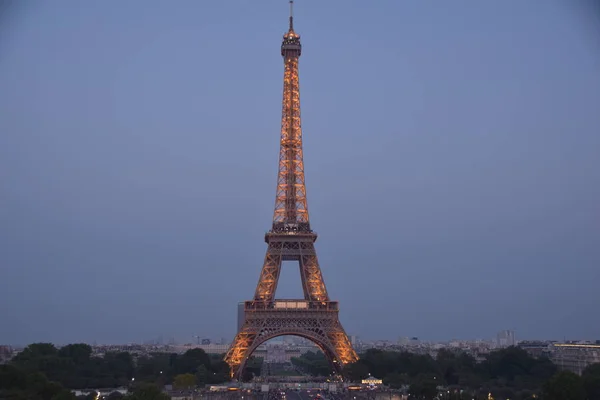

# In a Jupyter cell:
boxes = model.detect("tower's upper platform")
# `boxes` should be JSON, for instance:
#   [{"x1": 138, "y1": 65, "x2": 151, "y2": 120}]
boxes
[{"x1": 281, "y1": 1, "x2": 301, "y2": 57}]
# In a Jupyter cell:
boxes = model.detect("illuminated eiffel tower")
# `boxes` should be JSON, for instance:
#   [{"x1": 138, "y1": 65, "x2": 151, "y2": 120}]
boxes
[{"x1": 223, "y1": 1, "x2": 358, "y2": 380}]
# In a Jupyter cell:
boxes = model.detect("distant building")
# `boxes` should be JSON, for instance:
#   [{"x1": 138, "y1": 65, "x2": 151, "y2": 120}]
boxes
[
  {"x1": 362, "y1": 374, "x2": 382, "y2": 387},
  {"x1": 265, "y1": 344, "x2": 300, "y2": 363},
  {"x1": 496, "y1": 330, "x2": 515, "y2": 348},
  {"x1": 267, "y1": 345, "x2": 285, "y2": 363},
  {"x1": 0, "y1": 346, "x2": 12, "y2": 364},
  {"x1": 552, "y1": 343, "x2": 600, "y2": 375},
  {"x1": 518, "y1": 341, "x2": 551, "y2": 358},
  {"x1": 175, "y1": 344, "x2": 230, "y2": 355}
]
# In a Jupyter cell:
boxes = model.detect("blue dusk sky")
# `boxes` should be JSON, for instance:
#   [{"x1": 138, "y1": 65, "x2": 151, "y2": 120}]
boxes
[{"x1": 1, "y1": 0, "x2": 599, "y2": 345}]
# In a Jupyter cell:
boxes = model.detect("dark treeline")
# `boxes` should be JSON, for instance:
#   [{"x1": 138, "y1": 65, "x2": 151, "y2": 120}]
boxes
[
  {"x1": 0, "y1": 342, "x2": 245, "y2": 400},
  {"x1": 293, "y1": 347, "x2": 600, "y2": 400},
  {"x1": 3, "y1": 343, "x2": 600, "y2": 400},
  {"x1": 291, "y1": 351, "x2": 332, "y2": 377}
]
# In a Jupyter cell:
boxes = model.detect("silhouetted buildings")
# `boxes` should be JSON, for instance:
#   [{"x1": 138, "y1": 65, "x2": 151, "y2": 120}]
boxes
[
  {"x1": 0, "y1": 346, "x2": 12, "y2": 364},
  {"x1": 496, "y1": 330, "x2": 515, "y2": 348},
  {"x1": 551, "y1": 343, "x2": 600, "y2": 375}
]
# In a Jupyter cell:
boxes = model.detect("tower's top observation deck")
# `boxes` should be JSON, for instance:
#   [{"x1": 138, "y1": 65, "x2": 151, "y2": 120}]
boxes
[{"x1": 282, "y1": 0, "x2": 301, "y2": 57}]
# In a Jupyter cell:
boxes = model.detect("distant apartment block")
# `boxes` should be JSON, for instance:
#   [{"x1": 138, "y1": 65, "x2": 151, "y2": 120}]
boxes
[
  {"x1": 552, "y1": 343, "x2": 600, "y2": 375},
  {"x1": 496, "y1": 330, "x2": 515, "y2": 348},
  {"x1": 518, "y1": 341, "x2": 552, "y2": 358},
  {"x1": 193, "y1": 343, "x2": 230, "y2": 354},
  {"x1": 265, "y1": 344, "x2": 301, "y2": 363},
  {"x1": 0, "y1": 346, "x2": 12, "y2": 364}
]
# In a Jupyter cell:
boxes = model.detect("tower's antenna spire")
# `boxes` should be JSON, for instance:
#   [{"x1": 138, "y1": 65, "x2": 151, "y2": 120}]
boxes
[{"x1": 289, "y1": 0, "x2": 294, "y2": 31}]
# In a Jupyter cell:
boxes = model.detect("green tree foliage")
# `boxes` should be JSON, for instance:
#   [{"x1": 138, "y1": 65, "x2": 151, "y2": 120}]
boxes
[
  {"x1": 290, "y1": 351, "x2": 331, "y2": 376},
  {"x1": 408, "y1": 378, "x2": 437, "y2": 399},
  {"x1": 57, "y1": 344, "x2": 92, "y2": 364},
  {"x1": 173, "y1": 373, "x2": 196, "y2": 389},
  {"x1": 382, "y1": 372, "x2": 409, "y2": 389},
  {"x1": 11, "y1": 343, "x2": 135, "y2": 389},
  {"x1": 206, "y1": 355, "x2": 230, "y2": 384},
  {"x1": 0, "y1": 364, "x2": 75, "y2": 400},
  {"x1": 295, "y1": 346, "x2": 557, "y2": 398},
  {"x1": 242, "y1": 356, "x2": 263, "y2": 382},
  {"x1": 174, "y1": 349, "x2": 210, "y2": 375},
  {"x1": 8, "y1": 341, "x2": 583, "y2": 400},
  {"x1": 134, "y1": 353, "x2": 169, "y2": 383},
  {"x1": 480, "y1": 346, "x2": 556, "y2": 390},
  {"x1": 195, "y1": 364, "x2": 209, "y2": 385},
  {"x1": 582, "y1": 362, "x2": 600, "y2": 400},
  {"x1": 342, "y1": 361, "x2": 369, "y2": 382},
  {"x1": 542, "y1": 371, "x2": 586, "y2": 400},
  {"x1": 365, "y1": 349, "x2": 439, "y2": 380},
  {"x1": 8, "y1": 344, "x2": 229, "y2": 390},
  {"x1": 10, "y1": 343, "x2": 60, "y2": 376}
]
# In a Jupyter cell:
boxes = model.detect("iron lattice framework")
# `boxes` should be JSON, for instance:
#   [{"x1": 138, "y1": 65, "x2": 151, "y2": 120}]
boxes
[{"x1": 224, "y1": 1, "x2": 358, "y2": 380}]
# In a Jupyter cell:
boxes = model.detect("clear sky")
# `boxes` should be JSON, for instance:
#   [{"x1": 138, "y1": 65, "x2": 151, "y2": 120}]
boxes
[{"x1": 1, "y1": 0, "x2": 599, "y2": 346}]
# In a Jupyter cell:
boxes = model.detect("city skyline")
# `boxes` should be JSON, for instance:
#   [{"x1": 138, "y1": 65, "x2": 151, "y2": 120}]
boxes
[
  {"x1": 6, "y1": 331, "x2": 600, "y2": 349},
  {"x1": 1, "y1": 1, "x2": 599, "y2": 345}
]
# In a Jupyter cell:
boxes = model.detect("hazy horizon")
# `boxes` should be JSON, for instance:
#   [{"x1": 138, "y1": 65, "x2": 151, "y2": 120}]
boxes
[
  {"x1": 1, "y1": 1, "x2": 599, "y2": 345},
  {"x1": 7, "y1": 333, "x2": 597, "y2": 349}
]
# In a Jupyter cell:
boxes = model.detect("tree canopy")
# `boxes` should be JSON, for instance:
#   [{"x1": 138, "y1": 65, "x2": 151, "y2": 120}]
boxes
[
  {"x1": 294, "y1": 346, "x2": 579, "y2": 399},
  {"x1": 7, "y1": 343, "x2": 230, "y2": 392},
  {"x1": 5, "y1": 342, "x2": 600, "y2": 400},
  {"x1": 0, "y1": 363, "x2": 76, "y2": 400},
  {"x1": 542, "y1": 371, "x2": 586, "y2": 400}
]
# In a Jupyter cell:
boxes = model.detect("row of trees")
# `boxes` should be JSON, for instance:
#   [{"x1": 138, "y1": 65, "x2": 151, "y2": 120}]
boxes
[
  {"x1": 1, "y1": 342, "x2": 239, "y2": 399},
  {"x1": 291, "y1": 351, "x2": 331, "y2": 377},
  {"x1": 294, "y1": 347, "x2": 600, "y2": 400},
  {"x1": 0, "y1": 366, "x2": 170, "y2": 400},
  {"x1": 543, "y1": 366, "x2": 600, "y2": 400},
  {"x1": 4, "y1": 342, "x2": 599, "y2": 400},
  {"x1": 15, "y1": 343, "x2": 233, "y2": 388},
  {"x1": 0, "y1": 364, "x2": 75, "y2": 400},
  {"x1": 343, "y1": 346, "x2": 557, "y2": 393}
]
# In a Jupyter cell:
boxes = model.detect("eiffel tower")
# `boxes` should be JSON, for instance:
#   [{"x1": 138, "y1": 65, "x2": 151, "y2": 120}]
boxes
[{"x1": 224, "y1": 0, "x2": 358, "y2": 380}]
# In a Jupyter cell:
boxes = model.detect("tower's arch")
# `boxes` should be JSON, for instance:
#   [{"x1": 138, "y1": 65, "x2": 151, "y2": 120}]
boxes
[
  {"x1": 225, "y1": 301, "x2": 357, "y2": 380},
  {"x1": 236, "y1": 331, "x2": 341, "y2": 380}
]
